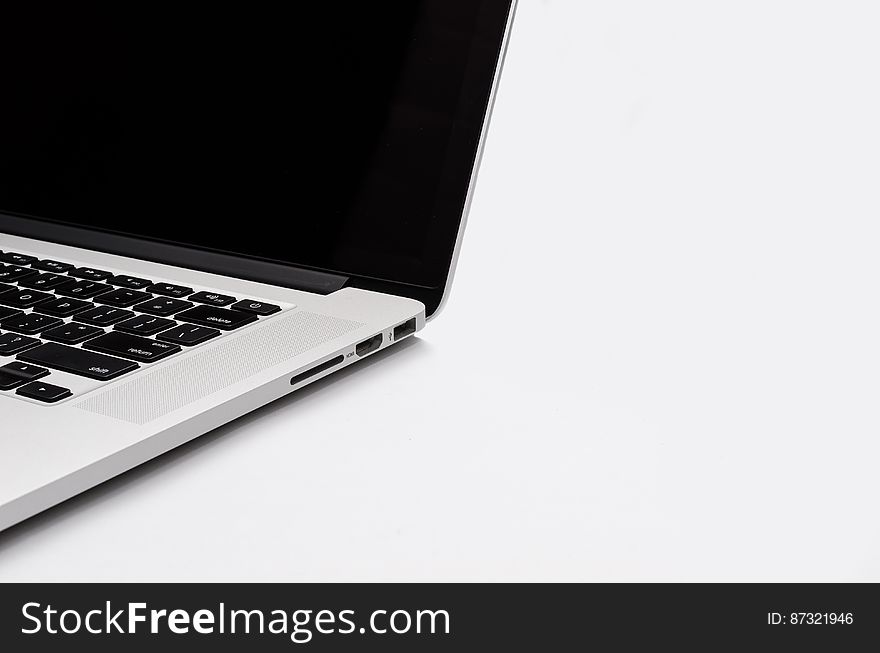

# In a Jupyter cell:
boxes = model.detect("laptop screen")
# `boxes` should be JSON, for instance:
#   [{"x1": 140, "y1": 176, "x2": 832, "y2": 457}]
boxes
[{"x1": 0, "y1": 2, "x2": 511, "y2": 294}]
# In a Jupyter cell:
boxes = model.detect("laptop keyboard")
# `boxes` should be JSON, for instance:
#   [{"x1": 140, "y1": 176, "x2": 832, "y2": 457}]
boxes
[{"x1": 0, "y1": 250, "x2": 292, "y2": 405}]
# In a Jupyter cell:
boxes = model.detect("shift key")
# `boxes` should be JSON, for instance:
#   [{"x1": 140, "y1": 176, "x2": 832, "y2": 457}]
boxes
[{"x1": 19, "y1": 343, "x2": 139, "y2": 380}]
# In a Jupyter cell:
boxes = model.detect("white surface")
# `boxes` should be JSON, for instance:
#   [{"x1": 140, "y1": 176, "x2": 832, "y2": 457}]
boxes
[{"x1": 2, "y1": 0, "x2": 880, "y2": 581}]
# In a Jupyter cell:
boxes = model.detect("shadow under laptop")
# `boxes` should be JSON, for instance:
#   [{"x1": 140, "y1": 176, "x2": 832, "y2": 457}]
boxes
[{"x1": 0, "y1": 336, "x2": 427, "y2": 550}]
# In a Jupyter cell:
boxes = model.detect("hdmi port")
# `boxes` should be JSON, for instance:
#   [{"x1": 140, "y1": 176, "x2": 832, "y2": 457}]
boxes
[{"x1": 356, "y1": 334, "x2": 383, "y2": 357}]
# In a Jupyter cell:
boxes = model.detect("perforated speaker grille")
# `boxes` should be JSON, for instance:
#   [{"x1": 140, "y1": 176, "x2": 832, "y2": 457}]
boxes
[{"x1": 74, "y1": 311, "x2": 362, "y2": 425}]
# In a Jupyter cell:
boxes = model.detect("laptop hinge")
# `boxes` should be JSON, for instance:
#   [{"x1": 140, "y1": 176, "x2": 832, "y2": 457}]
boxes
[{"x1": 0, "y1": 212, "x2": 349, "y2": 295}]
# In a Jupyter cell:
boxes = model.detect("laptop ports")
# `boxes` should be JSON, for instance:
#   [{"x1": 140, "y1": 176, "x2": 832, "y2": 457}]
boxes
[
  {"x1": 393, "y1": 318, "x2": 417, "y2": 341},
  {"x1": 356, "y1": 334, "x2": 383, "y2": 357},
  {"x1": 290, "y1": 355, "x2": 345, "y2": 386}
]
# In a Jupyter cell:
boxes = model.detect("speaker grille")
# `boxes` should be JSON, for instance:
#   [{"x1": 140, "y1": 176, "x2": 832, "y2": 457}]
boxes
[{"x1": 74, "y1": 311, "x2": 362, "y2": 425}]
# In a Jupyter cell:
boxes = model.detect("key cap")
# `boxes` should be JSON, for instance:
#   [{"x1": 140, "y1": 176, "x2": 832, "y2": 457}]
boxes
[
  {"x1": 0, "y1": 288, "x2": 53, "y2": 308},
  {"x1": 68, "y1": 267, "x2": 113, "y2": 281},
  {"x1": 174, "y1": 305, "x2": 258, "y2": 330},
  {"x1": 84, "y1": 332, "x2": 180, "y2": 363},
  {"x1": 0, "y1": 252, "x2": 37, "y2": 265},
  {"x1": 32, "y1": 297, "x2": 92, "y2": 317},
  {"x1": 115, "y1": 315, "x2": 176, "y2": 336},
  {"x1": 0, "y1": 332, "x2": 40, "y2": 356},
  {"x1": 0, "y1": 313, "x2": 62, "y2": 335},
  {"x1": 31, "y1": 259, "x2": 75, "y2": 273},
  {"x1": 1, "y1": 361, "x2": 50, "y2": 381},
  {"x1": 189, "y1": 291, "x2": 236, "y2": 307},
  {"x1": 0, "y1": 372, "x2": 27, "y2": 391},
  {"x1": 157, "y1": 324, "x2": 221, "y2": 346},
  {"x1": 0, "y1": 265, "x2": 37, "y2": 282},
  {"x1": 73, "y1": 306, "x2": 135, "y2": 326},
  {"x1": 0, "y1": 360, "x2": 48, "y2": 389},
  {"x1": 17, "y1": 381, "x2": 72, "y2": 403},
  {"x1": 19, "y1": 343, "x2": 138, "y2": 380},
  {"x1": 0, "y1": 283, "x2": 14, "y2": 296},
  {"x1": 0, "y1": 306, "x2": 24, "y2": 321},
  {"x1": 110, "y1": 275, "x2": 153, "y2": 289},
  {"x1": 146, "y1": 283, "x2": 193, "y2": 298},
  {"x1": 94, "y1": 288, "x2": 152, "y2": 307},
  {"x1": 230, "y1": 299, "x2": 282, "y2": 316},
  {"x1": 17, "y1": 273, "x2": 75, "y2": 291},
  {"x1": 132, "y1": 297, "x2": 193, "y2": 317},
  {"x1": 54, "y1": 280, "x2": 112, "y2": 299},
  {"x1": 42, "y1": 323, "x2": 105, "y2": 345}
]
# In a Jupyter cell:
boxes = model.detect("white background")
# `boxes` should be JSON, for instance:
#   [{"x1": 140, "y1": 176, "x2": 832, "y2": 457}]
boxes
[{"x1": 2, "y1": 0, "x2": 880, "y2": 581}]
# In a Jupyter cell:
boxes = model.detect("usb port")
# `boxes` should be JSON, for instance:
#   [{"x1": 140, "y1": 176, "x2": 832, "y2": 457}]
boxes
[
  {"x1": 356, "y1": 334, "x2": 383, "y2": 357},
  {"x1": 393, "y1": 318, "x2": 417, "y2": 341}
]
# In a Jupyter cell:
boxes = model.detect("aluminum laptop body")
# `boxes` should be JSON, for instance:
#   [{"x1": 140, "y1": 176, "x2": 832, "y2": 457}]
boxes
[{"x1": 0, "y1": 2, "x2": 516, "y2": 531}]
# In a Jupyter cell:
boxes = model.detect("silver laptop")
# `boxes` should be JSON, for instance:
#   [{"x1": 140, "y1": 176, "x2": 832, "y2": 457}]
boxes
[{"x1": 0, "y1": 2, "x2": 516, "y2": 531}]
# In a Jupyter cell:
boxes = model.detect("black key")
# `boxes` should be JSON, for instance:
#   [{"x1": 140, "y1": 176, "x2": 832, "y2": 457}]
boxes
[
  {"x1": 1, "y1": 361, "x2": 50, "y2": 381},
  {"x1": 19, "y1": 343, "x2": 138, "y2": 380},
  {"x1": 31, "y1": 259, "x2": 75, "y2": 273},
  {"x1": 133, "y1": 297, "x2": 193, "y2": 317},
  {"x1": 157, "y1": 324, "x2": 221, "y2": 346},
  {"x1": 32, "y1": 297, "x2": 92, "y2": 318},
  {"x1": 0, "y1": 283, "x2": 14, "y2": 296},
  {"x1": 0, "y1": 288, "x2": 53, "y2": 308},
  {"x1": 0, "y1": 252, "x2": 37, "y2": 265},
  {"x1": 0, "y1": 313, "x2": 63, "y2": 335},
  {"x1": 0, "y1": 332, "x2": 40, "y2": 355},
  {"x1": 0, "y1": 361, "x2": 49, "y2": 389},
  {"x1": 115, "y1": 315, "x2": 176, "y2": 336},
  {"x1": 94, "y1": 288, "x2": 152, "y2": 308},
  {"x1": 0, "y1": 265, "x2": 38, "y2": 282},
  {"x1": 84, "y1": 332, "x2": 180, "y2": 363},
  {"x1": 110, "y1": 275, "x2": 153, "y2": 289},
  {"x1": 0, "y1": 306, "x2": 23, "y2": 321},
  {"x1": 0, "y1": 372, "x2": 26, "y2": 391},
  {"x1": 55, "y1": 280, "x2": 113, "y2": 299},
  {"x1": 231, "y1": 299, "x2": 282, "y2": 316},
  {"x1": 189, "y1": 291, "x2": 236, "y2": 307},
  {"x1": 42, "y1": 323, "x2": 104, "y2": 345},
  {"x1": 17, "y1": 381, "x2": 72, "y2": 403},
  {"x1": 146, "y1": 283, "x2": 193, "y2": 298},
  {"x1": 73, "y1": 306, "x2": 135, "y2": 326},
  {"x1": 17, "y1": 272, "x2": 74, "y2": 291},
  {"x1": 174, "y1": 305, "x2": 258, "y2": 331},
  {"x1": 69, "y1": 267, "x2": 113, "y2": 281}
]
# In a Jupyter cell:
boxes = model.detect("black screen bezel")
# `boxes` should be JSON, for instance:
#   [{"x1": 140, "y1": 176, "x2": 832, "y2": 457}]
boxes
[{"x1": 0, "y1": 1, "x2": 514, "y2": 317}]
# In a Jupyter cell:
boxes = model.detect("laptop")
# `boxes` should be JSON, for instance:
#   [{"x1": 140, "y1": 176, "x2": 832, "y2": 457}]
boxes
[{"x1": 0, "y1": 2, "x2": 516, "y2": 531}]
